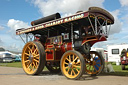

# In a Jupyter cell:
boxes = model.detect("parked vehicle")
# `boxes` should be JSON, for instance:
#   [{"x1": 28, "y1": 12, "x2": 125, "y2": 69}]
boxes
[
  {"x1": 14, "y1": 55, "x2": 21, "y2": 62},
  {"x1": 107, "y1": 44, "x2": 128, "y2": 65},
  {"x1": 120, "y1": 49, "x2": 128, "y2": 70},
  {"x1": 3, "y1": 57, "x2": 13, "y2": 63},
  {"x1": 16, "y1": 7, "x2": 114, "y2": 79},
  {"x1": 0, "y1": 53, "x2": 13, "y2": 63}
]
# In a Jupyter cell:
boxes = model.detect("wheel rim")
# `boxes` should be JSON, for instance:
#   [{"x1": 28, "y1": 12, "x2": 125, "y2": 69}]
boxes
[
  {"x1": 61, "y1": 52, "x2": 82, "y2": 79},
  {"x1": 85, "y1": 52, "x2": 102, "y2": 75},
  {"x1": 22, "y1": 42, "x2": 40, "y2": 74}
]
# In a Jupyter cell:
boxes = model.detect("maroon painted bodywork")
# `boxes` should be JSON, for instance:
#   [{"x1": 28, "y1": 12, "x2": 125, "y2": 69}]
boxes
[
  {"x1": 121, "y1": 52, "x2": 128, "y2": 65},
  {"x1": 121, "y1": 60, "x2": 128, "y2": 65},
  {"x1": 44, "y1": 34, "x2": 107, "y2": 61}
]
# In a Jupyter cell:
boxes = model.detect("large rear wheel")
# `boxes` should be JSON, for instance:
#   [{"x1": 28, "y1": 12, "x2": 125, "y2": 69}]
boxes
[
  {"x1": 60, "y1": 50, "x2": 85, "y2": 79},
  {"x1": 85, "y1": 51, "x2": 104, "y2": 76},
  {"x1": 22, "y1": 41, "x2": 46, "y2": 75}
]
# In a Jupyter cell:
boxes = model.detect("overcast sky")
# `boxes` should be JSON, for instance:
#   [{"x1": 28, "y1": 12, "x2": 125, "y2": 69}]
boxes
[{"x1": 0, "y1": 0, "x2": 128, "y2": 51}]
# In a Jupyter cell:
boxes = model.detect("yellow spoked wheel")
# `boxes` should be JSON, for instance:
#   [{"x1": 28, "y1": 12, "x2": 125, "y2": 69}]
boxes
[
  {"x1": 60, "y1": 50, "x2": 85, "y2": 79},
  {"x1": 85, "y1": 51, "x2": 104, "y2": 76},
  {"x1": 22, "y1": 41, "x2": 46, "y2": 75}
]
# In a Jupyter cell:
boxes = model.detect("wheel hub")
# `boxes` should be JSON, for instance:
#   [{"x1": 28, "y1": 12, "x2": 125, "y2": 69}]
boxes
[
  {"x1": 29, "y1": 53, "x2": 34, "y2": 62},
  {"x1": 68, "y1": 62, "x2": 73, "y2": 68}
]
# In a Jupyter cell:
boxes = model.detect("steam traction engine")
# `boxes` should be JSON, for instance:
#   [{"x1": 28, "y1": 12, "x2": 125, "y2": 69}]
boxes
[{"x1": 16, "y1": 7, "x2": 114, "y2": 79}]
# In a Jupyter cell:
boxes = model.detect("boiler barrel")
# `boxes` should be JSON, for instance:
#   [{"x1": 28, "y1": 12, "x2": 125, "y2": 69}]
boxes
[{"x1": 31, "y1": 13, "x2": 61, "y2": 26}]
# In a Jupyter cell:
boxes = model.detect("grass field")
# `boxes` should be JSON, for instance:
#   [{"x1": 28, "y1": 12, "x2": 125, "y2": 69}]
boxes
[
  {"x1": 0, "y1": 62, "x2": 22, "y2": 68},
  {"x1": 104, "y1": 63, "x2": 128, "y2": 76},
  {"x1": 0, "y1": 62, "x2": 128, "y2": 76}
]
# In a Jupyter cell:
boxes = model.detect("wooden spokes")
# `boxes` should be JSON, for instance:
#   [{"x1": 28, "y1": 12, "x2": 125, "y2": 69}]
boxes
[
  {"x1": 22, "y1": 41, "x2": 46, "y2": 75},
  {"x1": 61, "y1": 50, "x2": 85, "y2": 79},
  {"x1": 85, "y1": 51, "x2": 104, "y2": 75},
  {"x1": 63, "y1": 55, "x2": 81, "y2": 77}
]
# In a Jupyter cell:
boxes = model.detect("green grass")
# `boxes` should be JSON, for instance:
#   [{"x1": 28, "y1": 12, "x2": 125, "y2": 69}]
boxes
[
  {"x1": 103, "y1": 62, "x2": 128, "y2": 76},
  {"x1": 0, "y1": 62, "x2": 22, "y2": 68}
]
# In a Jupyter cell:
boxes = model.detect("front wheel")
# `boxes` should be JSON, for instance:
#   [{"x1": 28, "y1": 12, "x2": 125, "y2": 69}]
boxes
[
  {"x1": 22, "y1": 41, "x2": 46, "y2": 75},
  {"x1": 60, "y1": 50, "x2": 85, "y2": 79}
]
